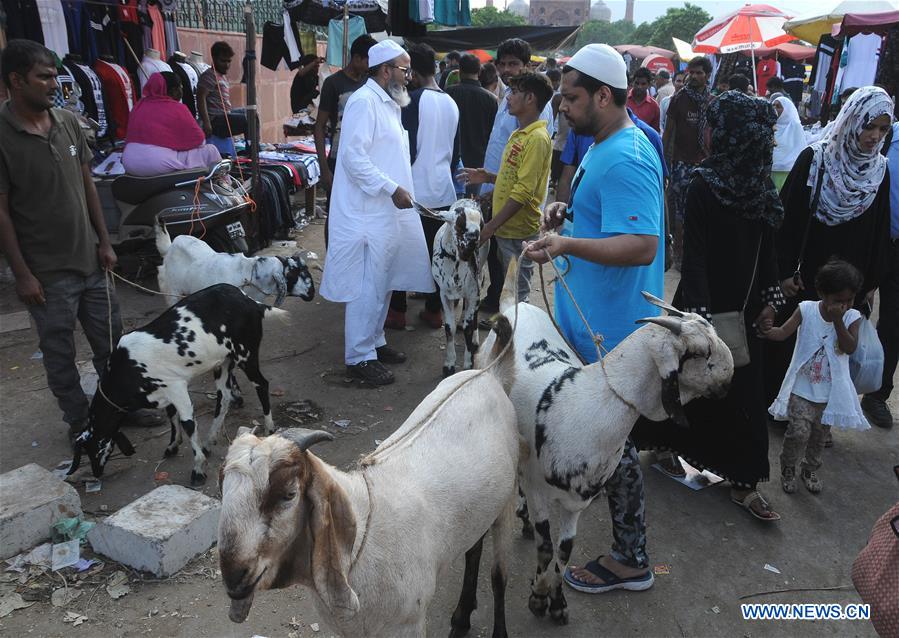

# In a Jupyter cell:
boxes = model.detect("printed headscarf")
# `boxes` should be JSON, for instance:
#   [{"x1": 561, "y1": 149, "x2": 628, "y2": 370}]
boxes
[
  {"x1": 693, "y1": 90, "x2": 784, "y2": 228},
  {"x1": 808, "y1": 86, "x2": 894, "y2": 226}
]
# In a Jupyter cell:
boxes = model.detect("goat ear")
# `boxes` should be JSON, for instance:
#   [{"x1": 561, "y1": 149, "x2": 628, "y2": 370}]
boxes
[
  {"x1": 645, "y1": 330, "x2": 689, "y2": 426},
  {"x1": 306, "y1": 464, "x2": 360, "y2": 618},
  {"x1": 271, "y1": 265, "x2": 288, "y2": 307},
  {"x1": 279, "y1": 428, "x2": 334, "y2": 451},
  {"x1": 641, "y1": 291, "x2": 686, "y2": 318}
]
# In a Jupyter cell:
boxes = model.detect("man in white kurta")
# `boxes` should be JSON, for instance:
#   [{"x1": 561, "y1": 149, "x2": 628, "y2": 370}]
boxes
[{"x1": 320, "y1": 40, "x2": 434, "y2": 385}]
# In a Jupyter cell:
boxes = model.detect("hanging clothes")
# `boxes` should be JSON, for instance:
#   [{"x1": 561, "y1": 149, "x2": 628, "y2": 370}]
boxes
[
  {"x1": 2, "y1": 0, "x2": 44, "y2": 43},
  {"x1": 434, "y1": 0, "x2": 469, "y2": 26},
  {"x1": 283, "y1": 9, "x2": 302, "y2": 66},
  {"x1": 875, "y1": 26, "x2": 898, "y2": 95},
  {"x1": 840, "y1": 33, "x2": 883, "y2": 91},
  {"x1": 36, "y1": 0, "x2": 68, "y2": 56},
  {"x1": 94, "y1": 58, "x2": 134, "y2": 139},
  {"x1": 61, "y1": 0, "x2": 97, "y2": 64},
  {"x1": 755, "y1": 57, "x2": 777, "y2": 95},
  {"x1": 346, "y1": 0, "x2": 388, "y2": 32},
  {"x1": 168, "y1": 56, "x2": 198, "y2": 114},
  {"x1": 410, "y1": 0, "x2": 433, "y2": 23},
  {"x1": 54, "y1": 63, "x2": 80, "y2": 109},
  {"x1": 145, "y1": 2, "x2": 167, "y2": 55},
  {"x1": 326, "y1": 16, "x2": 366, "y2": 67},
  {"x1": 158, "y1": 0, "x2": 178, "y2": 58},
  {"x1": 68, "y1": 59, "x2": 109, "y2": 137},
  {"x1": 779, "y1": 57, "x2": 805, "y2": 105},
  {"x1": 387, "y1": 0, "x2": 426, "y2": 36}
]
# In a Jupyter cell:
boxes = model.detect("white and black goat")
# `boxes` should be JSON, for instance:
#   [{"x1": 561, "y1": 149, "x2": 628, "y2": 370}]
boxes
[
  {"x1": 156, "y1": 222, "x2": 314, "y2": 306},
  {"x1": 218, "y1": 328, "x2": 521, "y2": 637},
  {"x1": 477, "y1": 268, "x2": 734, "y2": 625},
  {"x1": 69, "y1": 284, "x2": 285, "y2": 485},
  {"x1": 430, "y1": 198, "x2": 489, "y2": 377}
]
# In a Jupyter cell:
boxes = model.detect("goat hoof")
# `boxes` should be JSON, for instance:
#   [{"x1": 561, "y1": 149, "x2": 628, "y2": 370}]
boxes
[
  {"x1": 521, "y1": 521, "x2": 535, "y2": 540},
  {"x1": 448, "y1": 622, "x2": 471, "y2": 638},
  {"x1": 443, "y1": 366, "x2": 456, "y2": 378},
  {"x1": 549, "y1": 605, "x2": 569, "y2": 625},
  {"x1": 528, "y1": 592, "x2": 548, "y2": 617},
  {"x1": 190, "y1": 470, "x2": 207, "y2": 486},
  {"x1": 163, "y1": 445, "x2": 179, "y2": 457}
]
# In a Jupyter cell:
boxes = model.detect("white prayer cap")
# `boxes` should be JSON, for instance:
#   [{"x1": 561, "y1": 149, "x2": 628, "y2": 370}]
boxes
[
  {"x1": 368, "y1": 40, "x2": 406, "y2": 68},
  {"x1": 566, "y1": 43, "x2": 628, "y2": 90}
]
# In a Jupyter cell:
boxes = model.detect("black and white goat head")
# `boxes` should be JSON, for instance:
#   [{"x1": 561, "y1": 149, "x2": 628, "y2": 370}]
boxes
[
  {"x1": 263, "y1": 252, "x2": 315, "y2": 306},
  {"x1": 431, "y1": 199, "x2": 489, "y2": 377}
]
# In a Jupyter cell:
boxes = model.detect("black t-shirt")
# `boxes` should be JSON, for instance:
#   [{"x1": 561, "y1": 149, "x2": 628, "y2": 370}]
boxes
[
  {"x1": 290, "y1": 69, "x2": 319, "y2": 113},
  {"x1": 318, "y1": 70, "x2": 366, "y2": 158}
]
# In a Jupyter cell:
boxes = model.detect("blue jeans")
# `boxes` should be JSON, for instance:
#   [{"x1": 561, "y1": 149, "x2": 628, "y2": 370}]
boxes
[{"x1": 27, "y1": 270, "x2": 122, "y2": 426}]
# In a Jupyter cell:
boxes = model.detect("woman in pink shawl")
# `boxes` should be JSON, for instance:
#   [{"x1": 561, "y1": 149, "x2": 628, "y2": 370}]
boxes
[{"x1": 122, "y1": 72, "x2": 221, "y2": 176}]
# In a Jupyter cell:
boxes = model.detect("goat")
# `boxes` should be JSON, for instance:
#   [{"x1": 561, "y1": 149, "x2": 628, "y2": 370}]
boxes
[
  {"x1": 218, "y1": 327, "x2": 521, "y2": 637},
  {"x1": 476, "y1": 263, "x2": 734, "y2": 625},
  {"x1": 68, "y1": 284, "x2": 285, "y2": 486},
  {"x1": 430, "y1": 198, "x2": 489, "y2": 377},
  {"x1": 156, "y1": 222, "x2": 314, "y2": 307}
]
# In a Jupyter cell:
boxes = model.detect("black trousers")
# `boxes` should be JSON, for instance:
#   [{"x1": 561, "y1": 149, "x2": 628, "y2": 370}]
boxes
[
  {"x1": 389, "y1": 212, "x2": 444, "y2": 315},
  {"x1": 869, "y1": 240, "x2": 899, "y2": 401}
]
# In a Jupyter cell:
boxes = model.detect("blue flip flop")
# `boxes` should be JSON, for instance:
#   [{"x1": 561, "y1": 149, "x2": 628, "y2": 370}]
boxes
[{"x1": 563, "y1": 557, "x2": 654, "y2": 594}]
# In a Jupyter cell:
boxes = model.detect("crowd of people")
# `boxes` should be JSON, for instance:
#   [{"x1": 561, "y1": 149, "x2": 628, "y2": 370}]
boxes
[{"x1": 0, "y1": 32, "x2": 896, "y2": 609}]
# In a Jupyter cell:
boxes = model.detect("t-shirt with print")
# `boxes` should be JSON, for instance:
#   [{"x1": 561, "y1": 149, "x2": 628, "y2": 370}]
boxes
[
  {"x1": 198, "y1": 67, "x2": 230, "y2": 114},
  {"x1": 666, "y1": 90, "x2": 708, "y2": 165},
  {"x1": 491, "y1": 119, "x2": 552, "y2": 239},
  {"x1": 555, "y1": 125, "x2": 665, "y2": 360},
  {"x1": 318, "y1": 70, "x2": 366, "y2": 158},
  {"x1": 0, "y1": 104, "x2": 98, "y2": 283}
]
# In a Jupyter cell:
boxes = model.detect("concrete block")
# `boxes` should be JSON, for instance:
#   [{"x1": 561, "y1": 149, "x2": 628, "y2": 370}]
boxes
[
  {"x1": 0, "y1": 464, "x2": 83, "y2": 559},
  {"x1": 0, "y1": 311, "x2": 30, "y2": 333},
  {"x1": 87, "y1": 485, "x2": 220, "y2": 577}
]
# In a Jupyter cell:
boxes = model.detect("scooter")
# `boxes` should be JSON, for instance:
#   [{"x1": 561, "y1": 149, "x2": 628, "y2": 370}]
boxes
[{"x1": 110, "y1": 160, "x2": 250, "y2": 255}]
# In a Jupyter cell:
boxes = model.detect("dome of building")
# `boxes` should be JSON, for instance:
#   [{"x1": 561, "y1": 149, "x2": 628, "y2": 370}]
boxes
[
  {"x1": 590, "y1": 0, "x2": 611, "y2": 21},
  {"x1": 508, "y1": 0, "x2": 529, "y2": 18}
]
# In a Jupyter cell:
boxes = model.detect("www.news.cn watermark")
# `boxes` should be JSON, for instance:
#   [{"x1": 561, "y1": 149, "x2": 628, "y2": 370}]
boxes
[{"x1": 741, "y1": 603, "x2": 871, "y2": 621}]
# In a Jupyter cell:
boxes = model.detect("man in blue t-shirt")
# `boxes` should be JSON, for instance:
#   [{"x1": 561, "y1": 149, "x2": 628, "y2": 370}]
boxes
[{"x1": 525, "y1": 43, "x2": 664, "y2": 595}]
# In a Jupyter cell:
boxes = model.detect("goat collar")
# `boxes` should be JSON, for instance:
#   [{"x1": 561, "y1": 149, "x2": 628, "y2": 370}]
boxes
[
  {"x1": 350, "y1": 470, "x2": 374, "y2": 568},
  {"x1": 241, "y1": 279, "x2": 276, "y2": 297},
  {"x1": 96, "y1": 381, "x2": 128, "y2": 413}
]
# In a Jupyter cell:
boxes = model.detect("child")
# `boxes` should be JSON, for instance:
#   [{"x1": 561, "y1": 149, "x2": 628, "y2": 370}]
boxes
[
  {"x1": 762, "y1": 259, "x2": 870, "y2": 494},
  {"x1": 457, "y1": 72, "x2": 554, "y2": 302}
]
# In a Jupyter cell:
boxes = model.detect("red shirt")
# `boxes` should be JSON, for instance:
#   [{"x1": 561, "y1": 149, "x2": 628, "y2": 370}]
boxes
[{"x1": 626, "y1": 92, "x2": 660, "y2": 132}]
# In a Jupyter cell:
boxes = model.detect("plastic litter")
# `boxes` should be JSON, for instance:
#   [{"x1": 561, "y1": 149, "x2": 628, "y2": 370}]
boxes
[
  {"x1": 653, "y1": 564, "x2": 670, "y2": 575},
  {"x1": 5, "y1": 543, "x2": 52, "y2": 572},
  {"x1": 764, "y1": 563, "x2": 781, "y2": 574},
  {"x1": 331, "y1": 419, "x2": 350, "y2": 429},
  {"x1": 51, "y1": 540, "x2": 80, "y2": 571},
  {"x1": 74, "y1": 558, "x2": 97, "y2": 572},
  {"x1": 52, "y1": 517, "x2": 96, "y2": 543},
  {"x1": 311, "y1": 623, "x2": 320, "y2": 632},
  {"x1": 85, "y1": 479, "x2": 102, "y2": 493},
  {"x1": 711, "y1": 605, "x2": 721, "y2": 614},
  {"x1": 106, "y1": 571, "x2": 130, "y2": 599},
  {"x1": 30, "y1": 351, "x2": 43, "y2": 360}
]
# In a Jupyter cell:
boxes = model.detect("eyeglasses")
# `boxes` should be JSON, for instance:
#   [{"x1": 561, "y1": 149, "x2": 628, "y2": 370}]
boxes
[{"x1": 388, "y1": 64, "x2": 411, "y2": 77}]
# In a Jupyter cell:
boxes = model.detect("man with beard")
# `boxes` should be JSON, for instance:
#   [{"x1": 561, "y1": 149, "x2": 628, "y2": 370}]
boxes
[
  {"x1": 479, "y1": 38, "x2": 556, "y2": 316},
  {"x1": 320, "y1": 40, "x2": 434, "y2": 386},
  {"x1": 663, "y1": 56, "x2": 711, "y2": 268},
  {"x1": 0, "y1": 40, "x2": 121, "y2": 447},
  {"x1": 524, "y1": 43, "x2": 664, "y2": 595},
  {"x1": 627, "y1": 67, "x2": 660, "y2": 132}
]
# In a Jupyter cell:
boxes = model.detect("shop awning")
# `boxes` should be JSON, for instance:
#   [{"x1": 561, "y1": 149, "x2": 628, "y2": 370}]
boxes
[
  {"x1": 740, "y1": 42, "x2": 817, "y2": 60},
  {"x1": 612, "y1": 45, "x2": 676, "y2": 60},
  {"x1": 839, "y1": 10, "x2": 899, "y2": 36},
  {"x1": 406, "y1": 25, "x2": 579, "y2": 52}
]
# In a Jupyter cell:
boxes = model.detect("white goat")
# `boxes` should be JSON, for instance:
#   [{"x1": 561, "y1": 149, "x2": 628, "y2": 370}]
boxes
[
  {"x1": 218, "y1": 333, "x2": 521, "y2": 637},
  {"x1": 155, "y1": 222, "x2": 314, "y2": 306},
  {"x1": 477, "y1": 265, "x2": 734, "y2": 625},
  {"x1": 430, "y1": 199, "x2": 489, "y2": 377}
]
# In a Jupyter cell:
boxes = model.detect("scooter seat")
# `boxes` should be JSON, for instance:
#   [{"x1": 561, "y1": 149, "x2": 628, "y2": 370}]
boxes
[{"x1": 112, "y1": 168, "x2": 210, "y2": 205}]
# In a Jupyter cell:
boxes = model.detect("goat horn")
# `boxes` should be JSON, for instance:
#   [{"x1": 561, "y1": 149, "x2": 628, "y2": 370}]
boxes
[
  {"x1": 636, "y1": 316, "x2": 683, "y2": 336},
  {"x1": 279, "y1": 428, "x2": 334, "y2": 451},
  {"x1": 641, "y1": 291, "x2": 686, "y2": 318}
]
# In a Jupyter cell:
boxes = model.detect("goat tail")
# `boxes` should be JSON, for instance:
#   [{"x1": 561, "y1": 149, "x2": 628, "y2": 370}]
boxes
[
  {"x1": 155, "y1": 218, "x2": 172, "y2": 257},
  {"x1": 262, "y1": 305, "x2": 290, "y2": 324},
  {"x1": 484, "y1": 313, "x2": 516, "y2": 394}
]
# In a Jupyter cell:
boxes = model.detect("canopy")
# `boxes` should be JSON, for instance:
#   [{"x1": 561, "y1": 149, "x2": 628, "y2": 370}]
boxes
[
  {"x1": 641, "y1": 54, "x2": 675, "y2": 74},
  {"x1": 783, "y1": 1, "x2": 896, "y2": 44},
  {"x1": 839, "y1": 9, "x2": 899, "y2": 36},
  {"x1": 406, "y1": 25, "x2": 579, "y2": 52},
  {"x1": 612, "y1": 44, "x2": 676, "y2": 59},
  {"x1": 693, "y1": 4, "x2": 794, "y2": 53},
  {"x1": 740, "y1": 42, "x2": 817, "y2": 60},
  {"x1": 671, "y1": 37, "x2": 702, "y2": 62}
]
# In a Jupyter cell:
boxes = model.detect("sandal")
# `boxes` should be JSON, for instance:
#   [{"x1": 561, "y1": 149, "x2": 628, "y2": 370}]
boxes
[
  {"x1": 731, "y1": 490, "x2": 781, "y2": 522},
  {"x1": 376, "y1": 346, "x2": 407, "y2": 364},
  {"x1": 563, "y1": 557, "x2": 654, "y2": 594},
  {"x1": 656, "y1": 452, "x2": 686, "y2": 478},
  {"x1": 346, "y1": 360, "x2": 395, "y2": 386}
]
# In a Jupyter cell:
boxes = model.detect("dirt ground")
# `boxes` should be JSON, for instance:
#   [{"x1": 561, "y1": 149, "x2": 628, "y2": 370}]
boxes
[{"x1": 0, "y1": 215, "x2": 896, "y2": 638}]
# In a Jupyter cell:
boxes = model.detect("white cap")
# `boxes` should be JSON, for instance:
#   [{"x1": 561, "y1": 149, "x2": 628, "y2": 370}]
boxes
[
  {"x1": 368, "y1": 40, "x2": 406, "y2": 68},
  {"x1": 566, "y1": 43, "x2": 628, "y2": 90}
]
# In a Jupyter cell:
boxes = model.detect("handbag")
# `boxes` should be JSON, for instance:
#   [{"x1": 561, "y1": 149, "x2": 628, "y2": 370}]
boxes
[
  {"x1": 849, "y1": 305, "x2": 884, "y2": 394},
  {"x1": 711, "y1": 235, "x2": 761, "y2": 368}
]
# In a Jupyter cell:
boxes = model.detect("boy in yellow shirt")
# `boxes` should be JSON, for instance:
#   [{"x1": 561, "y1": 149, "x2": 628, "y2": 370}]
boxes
[{"x1": 460, "y1": 72, "x2": 553, "y2": 301}]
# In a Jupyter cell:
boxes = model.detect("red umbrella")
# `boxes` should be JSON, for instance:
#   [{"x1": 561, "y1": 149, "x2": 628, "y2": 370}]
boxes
[{"x1": 466, "y1": 49, "x2": 494, "y2": 63}]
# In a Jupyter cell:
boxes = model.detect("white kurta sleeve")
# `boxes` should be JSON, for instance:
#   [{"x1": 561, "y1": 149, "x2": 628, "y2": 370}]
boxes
[{"x1": 339, "y1": 96, "x2": 399, "y2": 197}]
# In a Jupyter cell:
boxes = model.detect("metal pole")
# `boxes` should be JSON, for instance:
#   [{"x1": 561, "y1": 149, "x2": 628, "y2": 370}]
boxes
[
  {"x1": 244, "y1": 1, "x2": 260, "y2": 196},
  {"x1": 342, "y1": 3, "x2": 350, "y2": 67}
]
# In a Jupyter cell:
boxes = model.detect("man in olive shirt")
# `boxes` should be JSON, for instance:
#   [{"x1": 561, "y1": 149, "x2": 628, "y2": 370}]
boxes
[{"x1": 0, "y1": 40, "x2": 121, "y2": 445}]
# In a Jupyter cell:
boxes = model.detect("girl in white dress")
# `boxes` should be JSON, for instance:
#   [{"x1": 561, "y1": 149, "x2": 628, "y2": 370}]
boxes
[{"x1": 763, "y1": 259, "x2": 870, "y2": 494}]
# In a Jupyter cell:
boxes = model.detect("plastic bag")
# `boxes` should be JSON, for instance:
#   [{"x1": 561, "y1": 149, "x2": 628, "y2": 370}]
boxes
[{"x1": 849, "y1": 317, "x2": 884, "y2": 395}]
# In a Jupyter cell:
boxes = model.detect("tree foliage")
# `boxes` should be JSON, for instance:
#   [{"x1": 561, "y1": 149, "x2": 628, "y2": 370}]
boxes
[
  {"x1": 470, "y1": 6, "x2": 526, "y2": 28},
  {"x1": 576, "y1": 3, "x2": 711, "y2": 50}
]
